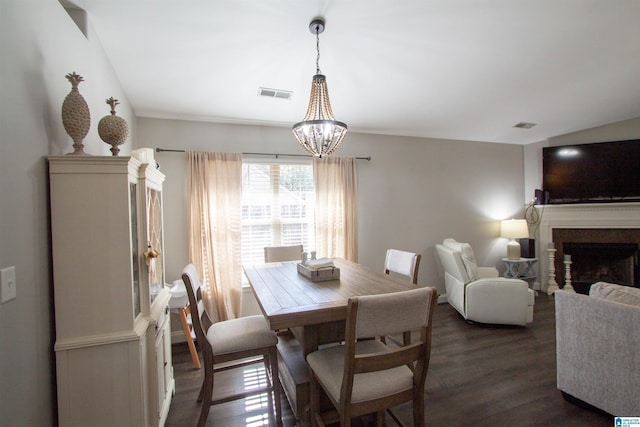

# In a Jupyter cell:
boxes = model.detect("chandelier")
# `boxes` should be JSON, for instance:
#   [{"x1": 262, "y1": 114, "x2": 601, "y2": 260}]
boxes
[{"x1": 292, "y1": 18, "x2": 347, "y2": 158}]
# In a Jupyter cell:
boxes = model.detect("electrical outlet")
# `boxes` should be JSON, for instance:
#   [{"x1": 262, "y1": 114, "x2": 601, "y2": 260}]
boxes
[{"x1": 1, "y1": 266, "x2": 16, "y2": 303}]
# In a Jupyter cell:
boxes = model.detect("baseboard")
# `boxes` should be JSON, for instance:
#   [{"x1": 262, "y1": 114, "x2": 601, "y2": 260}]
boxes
[{"x1": 437, "y1": 293, "x2": 448, "y2": 304}]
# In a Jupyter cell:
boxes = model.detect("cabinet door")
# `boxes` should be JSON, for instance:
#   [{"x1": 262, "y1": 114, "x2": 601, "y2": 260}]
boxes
[
  {"x1": 154, "y1": 312, "x2": 172, "y2": 424},
  {"x1": 162, "y1": 318, "x2": 173, "y2": 395},
  {"x1": 130, "y1": 182, "x2": 142, "y2": 317},
  {"x1": 155, "y1": 332, "x2": 166, "y2": 421},
  {"x1": 146, "y1": 187, "x2": 164, "y2": 304}
]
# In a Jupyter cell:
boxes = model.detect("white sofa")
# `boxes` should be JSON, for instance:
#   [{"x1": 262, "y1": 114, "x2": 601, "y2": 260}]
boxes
[
  {"x1": 436, "y1": 238, "x2": 535, "y2": 326},
  {"x1": 555, "y1": 282, "x2": 640, "y2": 416}
]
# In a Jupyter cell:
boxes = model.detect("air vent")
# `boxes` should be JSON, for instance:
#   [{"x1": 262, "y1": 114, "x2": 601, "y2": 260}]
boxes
[
  {"x1": 258, "y1": 87, "x2": 293, "y2": 100},
  {"x1": 513, "y1": 122, "x2": 537, "y2": 129}
]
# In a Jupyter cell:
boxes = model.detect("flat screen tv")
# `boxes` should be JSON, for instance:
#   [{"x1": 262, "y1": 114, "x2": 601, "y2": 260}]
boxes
[{"x1": 542, "y1": 139, "x2": 640, "y2": 204}]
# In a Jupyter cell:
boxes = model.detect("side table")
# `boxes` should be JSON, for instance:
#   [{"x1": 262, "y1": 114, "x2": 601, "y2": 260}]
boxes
[{"x1": 501, "y1": 258, "x2": 538, "y2": 294}]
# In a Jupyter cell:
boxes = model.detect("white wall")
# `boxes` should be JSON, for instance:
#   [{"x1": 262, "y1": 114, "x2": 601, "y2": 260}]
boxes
[
  {"x1": 138, "y1": 118, "x2": 527, "y2": 300},
  {"x1": 0, "y1": 2, "x2": 135, "y2": 425}
]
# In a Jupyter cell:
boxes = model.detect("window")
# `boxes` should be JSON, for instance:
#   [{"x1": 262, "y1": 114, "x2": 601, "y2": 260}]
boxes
[{"x1": 241, "y1": 161, "x2": 315, "y2": 265}]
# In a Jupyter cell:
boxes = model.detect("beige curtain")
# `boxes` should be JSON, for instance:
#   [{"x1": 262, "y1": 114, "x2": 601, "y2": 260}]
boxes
[
  {"x1": 186, "y1": 151, "x2": 243, "y2": 322},
  {"x1": 313, "y1": 156, "x2": 358, "y2": 261}
]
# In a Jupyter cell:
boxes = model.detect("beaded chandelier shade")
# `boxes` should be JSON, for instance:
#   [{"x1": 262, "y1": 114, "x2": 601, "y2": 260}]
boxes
[{"x1": 292, "y1": 18, "x2": 347, "y2": 158}]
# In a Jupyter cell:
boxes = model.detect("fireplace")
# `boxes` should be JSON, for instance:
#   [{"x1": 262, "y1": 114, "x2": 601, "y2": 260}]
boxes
[
  {"x1": 536, "y1": 203, "x2": 640, "y2": 294},
  {"x1": 560, "y1": 240, "x2": 639, "y2": 294},
  {"x1": 551, "y1": 228, "x2": 640, "y2": 294},
  {"x1": 564, "y1": 242, "x2": 637, "y2": 286}
]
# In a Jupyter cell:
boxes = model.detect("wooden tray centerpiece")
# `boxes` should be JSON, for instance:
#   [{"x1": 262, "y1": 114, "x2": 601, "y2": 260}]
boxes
[{"x1": 296, "y1": 258, "x2": 340, "y2": 282}]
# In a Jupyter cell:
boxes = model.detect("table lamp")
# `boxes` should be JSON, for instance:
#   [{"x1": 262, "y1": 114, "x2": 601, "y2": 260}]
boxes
[{"x1": 501, "y1": 219, "x2": 529, "y2": 260}]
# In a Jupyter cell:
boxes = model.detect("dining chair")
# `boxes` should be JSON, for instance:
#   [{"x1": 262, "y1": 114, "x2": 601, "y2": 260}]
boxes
[
  {"x1": 306, "y1": 286, "x2": 438, "y2": 427},
  {"x1": 264, "y1": 244, "x2": 304, "y2": 263},
  {"x1": 181, "y1": 263, "x2": 282, "y2": 427},
  {"x1": 384, "y1": 248, "x2": 422, "y2": 284}
]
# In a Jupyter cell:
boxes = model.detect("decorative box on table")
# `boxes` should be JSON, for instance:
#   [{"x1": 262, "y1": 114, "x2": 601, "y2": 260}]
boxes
[{"x1": 296, "y1": 258, "x2": 340, "y2": 281}]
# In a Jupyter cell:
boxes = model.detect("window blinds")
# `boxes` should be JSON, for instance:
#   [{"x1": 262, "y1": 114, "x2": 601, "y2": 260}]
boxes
[{"x1": 241, "y1": 162, "x2": 315, "y2": 265}]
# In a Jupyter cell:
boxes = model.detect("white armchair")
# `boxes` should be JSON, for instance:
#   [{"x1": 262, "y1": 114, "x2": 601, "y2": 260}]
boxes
[{"x1": 436, "y1": 238, "x2": 534, "y2": 326}]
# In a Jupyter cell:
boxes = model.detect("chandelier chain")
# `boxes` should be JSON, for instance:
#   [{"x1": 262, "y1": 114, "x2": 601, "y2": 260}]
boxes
[
  {"x1": 316, "y1": 30, "x2": 320, "y2": 74},
  {"x1": 315, "y1": 30, "x2": 321, "y2": 74}
]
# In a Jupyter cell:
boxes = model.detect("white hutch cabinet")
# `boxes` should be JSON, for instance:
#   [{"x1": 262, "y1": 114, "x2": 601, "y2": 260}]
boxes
[{"x1": 48, "y1": 156, "x2": 174, "y2": 427}]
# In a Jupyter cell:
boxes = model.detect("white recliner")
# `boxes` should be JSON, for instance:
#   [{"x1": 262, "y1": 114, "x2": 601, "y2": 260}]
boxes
[{"x1": 436, "y1": 238, "x2": 534, "y2": 326}]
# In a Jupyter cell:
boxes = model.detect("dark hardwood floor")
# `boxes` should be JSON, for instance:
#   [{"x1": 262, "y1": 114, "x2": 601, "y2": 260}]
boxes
[{"x1": 165, "y1": 294, "x2": 613, "y2": 427}]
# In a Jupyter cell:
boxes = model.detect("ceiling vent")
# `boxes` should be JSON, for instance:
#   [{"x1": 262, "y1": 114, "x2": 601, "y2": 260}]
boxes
[
  {"x1": 258, "y1": 87, "x2": 293, "y2": 100},
  {"x1": 513, "y1": 122, "x2": 537, "y2": 129}
]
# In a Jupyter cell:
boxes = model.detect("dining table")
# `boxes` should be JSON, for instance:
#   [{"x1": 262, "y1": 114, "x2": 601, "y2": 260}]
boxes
[{"x1": 242, "y1": 258, "x2": 420, "y2": 423}]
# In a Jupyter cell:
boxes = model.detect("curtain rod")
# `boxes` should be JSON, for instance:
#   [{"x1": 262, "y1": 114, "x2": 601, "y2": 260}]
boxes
[{"x1": 155, "y1": 148, "x2": 371, "y2": 161}]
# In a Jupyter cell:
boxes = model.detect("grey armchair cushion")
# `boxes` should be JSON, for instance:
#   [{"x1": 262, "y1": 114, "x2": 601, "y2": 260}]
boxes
[{"x1": 589, "y1": 281, "x2": 640, "y2": 307}]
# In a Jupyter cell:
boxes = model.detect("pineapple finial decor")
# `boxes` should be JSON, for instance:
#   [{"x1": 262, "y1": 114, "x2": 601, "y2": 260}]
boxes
[
  {"x1": 61, "y1": 72, "x2": 91, "y2": 155},
  {"x1": 98, "y1": 97, "x2": 129, "y2": 156}
]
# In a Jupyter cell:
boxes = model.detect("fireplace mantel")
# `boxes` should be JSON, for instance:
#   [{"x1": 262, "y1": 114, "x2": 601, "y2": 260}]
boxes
[{"x1": 536, "y1": 202, "x2": 640, "y2": 291}]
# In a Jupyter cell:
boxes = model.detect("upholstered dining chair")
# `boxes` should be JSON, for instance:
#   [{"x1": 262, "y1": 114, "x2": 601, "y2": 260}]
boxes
[
  {"x1": 264, "y1": 244, "x2": 304, "y2": 263},
  {"x1": 181, "y1": 263, "x2": 282, "y2": 427},
  {"x1": 383, "y1": 248, "x2": 422, "y2": 284},
  {"x1": 381, "y1": 249, "x2": 423, "y2": 345},
  {"x1": 306, "y1": 286, "x2": 438, "y2": 427}
]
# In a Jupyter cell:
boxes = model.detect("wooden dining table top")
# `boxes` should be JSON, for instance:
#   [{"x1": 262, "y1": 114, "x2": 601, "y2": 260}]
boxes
[{"x1": 243, "y1": 258, "x2": 418, "y2": 331}]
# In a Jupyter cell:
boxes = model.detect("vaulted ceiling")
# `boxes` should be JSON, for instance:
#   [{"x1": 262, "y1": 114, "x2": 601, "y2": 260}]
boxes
[{"x1": 69, "y1": 0, "x2": 640, "y2": 144}]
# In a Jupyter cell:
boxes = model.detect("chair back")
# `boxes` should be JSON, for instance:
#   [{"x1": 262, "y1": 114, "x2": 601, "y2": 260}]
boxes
[
  {"x1": 436, "y1": 244, "x2": 470, "y2": 285},
  {"x1": 383, "y1": 249, "x2": 421, "y2": 284},
  {"x1": 342, "y1": 287, "x2": 437, "y2": 408},
  {"x1": 264, "y1": 244, "x2": 303, "y2": 263},
  {"x1": 352, "y1": 287, "x2": 435, "y2": 340},
  {"x1": 182, "y1": 264, "x2": 213, "y2": 360}
]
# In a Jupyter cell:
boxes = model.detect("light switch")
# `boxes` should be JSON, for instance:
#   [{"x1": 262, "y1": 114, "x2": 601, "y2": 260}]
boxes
[{"x1": 1, "y1": 266, "x2": 16, "y2": 303}]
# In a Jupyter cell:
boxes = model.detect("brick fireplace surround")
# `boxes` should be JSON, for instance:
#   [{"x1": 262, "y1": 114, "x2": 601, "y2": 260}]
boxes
[{"x1": 536, "y1": 202, "x2": 640, "y2": 293}]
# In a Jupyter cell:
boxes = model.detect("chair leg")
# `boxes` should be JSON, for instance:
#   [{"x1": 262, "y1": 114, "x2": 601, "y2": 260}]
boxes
[
  {"x1": 375, "y1": 410, "x2": 385, "y2": 427},
  {"x1": 197, "y1": 363, "x2": 214, "y2": 427},
  {"x1": 339, "y1": 411, "x2": 351, "y2": 427},
  {"x1": 179, "y1": 306, "x2": 201, "y2": 369},
  {"x1": 413, "y1": 389, "x2": 425, "y2": 427},
  {"x1": 197, "y1": 380, "x2": 204, "y2": 403},
  {"x1": 269, "y1": 346, "x2": 283, "y2": 426},
  {"x1": 309, "y1": 374, "x2": 320, "y2": 427}
]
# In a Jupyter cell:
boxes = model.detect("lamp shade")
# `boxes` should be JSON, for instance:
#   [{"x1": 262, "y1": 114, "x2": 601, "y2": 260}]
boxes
[
  {"x1": 500, "y1": 219, "x2": 529, "y2": 239},
  {"x1": 501, "y1": 219, "x2": 529, "y2": 260}
]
